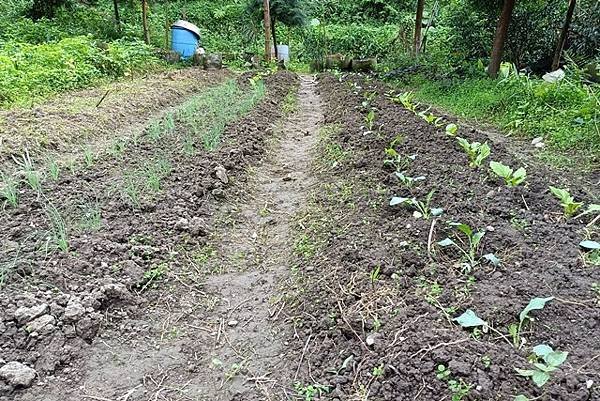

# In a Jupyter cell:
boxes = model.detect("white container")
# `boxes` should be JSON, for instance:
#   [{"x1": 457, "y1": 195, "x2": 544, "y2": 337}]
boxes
[{"x1": 271, "y1": 45, "x2": 290, "y2": 62}]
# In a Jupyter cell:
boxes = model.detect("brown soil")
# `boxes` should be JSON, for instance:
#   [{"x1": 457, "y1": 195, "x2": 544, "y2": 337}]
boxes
[
  {"x1": 284, "y1": 74, "x2": 599, "y2": 401},
  {"x1": 0, "y1": 70, "x2": 304, "y2": 400},
  {"x1": 2, "y1": 68, "x2": 598, "y2": 401}
]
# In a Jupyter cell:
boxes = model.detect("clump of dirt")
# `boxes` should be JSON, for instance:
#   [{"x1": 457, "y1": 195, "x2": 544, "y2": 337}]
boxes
[
  {"x1": 285, "y1": 73, "x2": 599, "y2": 401},
  {"x1": 0, "y1": 68, "x2": 229, "y2": 169},
  {"x1": 0, "y1": 70, "x2": 299, "y2": 400}
]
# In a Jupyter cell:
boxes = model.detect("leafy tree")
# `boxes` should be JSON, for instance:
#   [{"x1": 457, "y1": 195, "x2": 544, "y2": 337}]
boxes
[{"x1": 247, "y1": 0, "x2": 306, "y2": 58}]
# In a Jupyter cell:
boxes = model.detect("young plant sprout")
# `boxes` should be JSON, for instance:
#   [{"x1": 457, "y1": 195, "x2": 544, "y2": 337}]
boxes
[
  {"x1": 395, "y1": 172, "x2": 426, "y2": 189},
  {"x1": 45, "y1": 201, "x2": 69, "y2": 253},
  {"x1": 445, "y1": 123, "x2": 458, "y2": 136},
  {"x1": 508, "y1": 296, "x2": 554, "y2": 348},
  {"x1": 548, "y1": 186, "x2": 583, "y2": 217},
  {"x1": 457, "y1": 137, "x2": 491, "y2": 168},
  {"x1": 390, "y1": 190, "x2": 443, "y2": 220},
  {"x1": 388, "y1": 91, "x2": 418, "y2": 113},
  {"x1": 437, "y1": 222, "x2": 498, "y2": 272},
  {"x1": 364, "y1": 109, "x2": 376, "y2": 133},
  {"x1": 419, "y1": 110, "x2": 443, "y2": 126},
  {"x1": 14, "y1": 150, "x2": 41, "y2": 192},
  {"x1": 83, "y1": 147, "x2": 94, "y2": 168},
  {"x1": 48, "y1": 160, "x2": 60, "y2": 181},
  {"x1": 515, "y1": 344, "x2": 567, "y2": 387},
  {"x1": 489, "y1": 161, "x2": 527, "y2": 187},
  {"x1": 0, "y1": 173, "x2": 19, "y2": 208}
]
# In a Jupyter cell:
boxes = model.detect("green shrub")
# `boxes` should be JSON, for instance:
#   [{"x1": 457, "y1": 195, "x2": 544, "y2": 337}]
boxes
[
  {"x1": 410, "y1": 66, "x2": 600, "y2": 152},
  {"x1": 0, "y1": 36, "x2": 161, "y2": 108}
]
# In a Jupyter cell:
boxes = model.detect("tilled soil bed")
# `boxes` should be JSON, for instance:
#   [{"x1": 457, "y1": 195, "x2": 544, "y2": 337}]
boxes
[
  {"x1": 287, "y1": 74, "x2": 599, "y2": 401},
  {"x1": 0, "y1": 70, "x2": 299, "y2": 399}
]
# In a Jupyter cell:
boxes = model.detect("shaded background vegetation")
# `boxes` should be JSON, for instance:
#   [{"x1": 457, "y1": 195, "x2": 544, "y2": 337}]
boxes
[{"x1": 0, "y1": 0, "x2": 598, "y2": 157}]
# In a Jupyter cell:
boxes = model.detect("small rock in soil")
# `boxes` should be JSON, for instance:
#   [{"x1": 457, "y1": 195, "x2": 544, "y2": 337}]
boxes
[
  {"x1": 227, "y1": 320, "x2": 238, "y2": 327},
  {"x1": 0, "y1": 361, "x2": 36, "y2": 388},
  {"x1": 64, "y1": 298, "x2": 85, "y2": 322},
  {"x1": 14, "y1": 304, "x2": 49, "y2": 325},
  {"x1": 214, "y1": 165, "x2": 229, "y2": 184},
  {"x1": 366, "y1": 332, "x2": 381, "y2": 346},
  {"x1": 25, "y1": 315, "x2": 56, "y2": 335}
]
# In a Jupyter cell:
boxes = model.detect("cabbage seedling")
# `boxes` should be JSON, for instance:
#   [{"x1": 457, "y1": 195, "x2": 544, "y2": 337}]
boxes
[
  {"x1": 389, "y1": 190, "x2": 443, "y2": 220},
  {"x1": 390, "y1": 91, "x2": 418, "y2": 114},
  {"x1": 515, "y1": 344, "x2": 567, "y2": 387},
  {"x1": 419, "y1": 110, "x2": 443, "y2": 126},
  {"x1": 548, "y1": 186, "x2": 583, "y2": 217},
  {"x1": 364, "y1": 109, "x2": 376, "y2": 133},
  {"x1": 384, "y1": 148, "x2": 415, "y2": 172},
  {"x1": 437, "y1": 222, "x2": 491, "y2": 272},
  {"x1": 509, "y1": 297, "x2": 554, "y2": 348},
  {"x1": 457, "y1": 138, "x2": 490, "y2": 168},
  {"x1": 446, "y1": 123, "x2": 458, "y2": 136},
  {"x1": 489, "y1": 161, "x2": 527, "y2": 187},
  {"x1": 395, "y1": 172, "x2": 426, "y2": 189}
]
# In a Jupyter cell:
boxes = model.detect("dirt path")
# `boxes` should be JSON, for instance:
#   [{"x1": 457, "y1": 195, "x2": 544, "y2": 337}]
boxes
[{"x1": 15, "y1": 75, "x2": 322, "y2": 401}]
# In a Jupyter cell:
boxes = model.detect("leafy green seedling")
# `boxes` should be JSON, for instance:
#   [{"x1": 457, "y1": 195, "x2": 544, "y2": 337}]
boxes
[
  {"x1": 580, "y1": 240, "x2": 600, "y2": 250},
  {"x1": 364, "y1": 109, "x2": 376, "y2": 133},
  {"x1": 509, "y1": 297, "x2": 554, "y2": 348},
  {"x1": 384, "y1": 148, "x2": 415, "y2": 172},
  {"x1": 489, "y1": 161, "x2": 527, "y2": 187},
  {"x1": 457, "y1": 138, "x2": 490, "y2": 168},
  {"x1": 390, "y1": 190, "x2": 443, "y2": 220},
  {"x1": 0, "y1": 173, "x2": 19, "y2": 208},
  {"x1": 515, "y1": 344, "x2": 568, "y2": 387},
  {"x1": 391, "y1": 91, "x2": 418, "y2": 113},
  {"x1": 446, "y1": 123, "x2": 458, "y2": 136},
  {"x1": 294, "y1": 382, "x2": 330, "y2": 401},
  {"x1": 372, "y1": 364, "x2": 384, "y2": 377},
  {"x1": 438, "y1": 223, "x2": 493, "y2": 272},
  {"x1": 549, "y1": 186, "x2": 583, "y2": 217},
  {"x1": 436, "y1": 364, "x2": 472, "y2": 401},
  {"x1": 395, "y1": 172, "x2": 426, "y2": 189},
  {"x1": 419, "y1": 110, "x2": 443, "y2": 126}
]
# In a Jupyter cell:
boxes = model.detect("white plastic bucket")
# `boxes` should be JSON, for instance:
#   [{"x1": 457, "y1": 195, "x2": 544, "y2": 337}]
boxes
[{"x1": 271, "y1": 45, "x2": 290, "y2": 62}]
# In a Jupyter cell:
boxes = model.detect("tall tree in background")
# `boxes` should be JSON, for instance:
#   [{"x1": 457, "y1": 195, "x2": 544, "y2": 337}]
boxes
[
  {"x1": 113, "y1": 0, "x2": 121, "y2": 29},
  {"x1": 552, "y1": 0, "x2": 577, "y2": 71},
  {"x1": 264, "y1": 0, "x2": 272, "y2": 61},
  {"x1": 248, "y1": 0, "x2": 306, "y2": 59},
  {"x1": 414, "y1": 0, "x2": 425, "y2": 56},
  {"x1": 488, "y1": 0, "x2": 517, "y2": 78},
  {"x1": 142, "y1": 0, "x2": 150, "y2": 44}
]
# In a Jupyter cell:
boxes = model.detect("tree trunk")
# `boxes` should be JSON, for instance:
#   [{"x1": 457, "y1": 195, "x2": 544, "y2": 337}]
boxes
[
  {"x1": 271, "y1": 17, "x2": 278, "y2": 59},
  {"x1": 552, "y1": 0, "x2": 576, "y2": 71},
  {"x1": 488, "y1": 0, "x2": 517, "y2": 78},
  {"x1": 141, "y1": 0, "x2": 150, "y2": 45},
  {"x1": 112, "y1": 0, "x2": 120, "y2": 28},
  {"x1": 414, "y1": 0, "x2": 425, "y2": 56},
  {"x1": 263, "y1": 0, "x2": 272, "y2": 61}
]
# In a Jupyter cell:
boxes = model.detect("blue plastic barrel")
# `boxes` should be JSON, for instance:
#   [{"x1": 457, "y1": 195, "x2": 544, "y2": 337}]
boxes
[{"x1": 171, "y1": 20, "x2": 201, "y2": 59}]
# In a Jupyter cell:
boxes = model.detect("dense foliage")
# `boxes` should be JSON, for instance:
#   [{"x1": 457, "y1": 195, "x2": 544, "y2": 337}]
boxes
[{"x1": 0, "y1": 0, "x2": 598, "y2": 156}]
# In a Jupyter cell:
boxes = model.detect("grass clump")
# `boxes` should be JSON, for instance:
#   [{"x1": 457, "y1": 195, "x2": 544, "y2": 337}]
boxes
[{"x1": 407, "y1": 68, "x2": 600, "y2": 161}]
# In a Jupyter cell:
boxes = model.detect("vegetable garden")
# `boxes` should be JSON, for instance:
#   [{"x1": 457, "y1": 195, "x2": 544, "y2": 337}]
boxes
[{"x1": 0, "y1": 1, "x2": 599, "y2": 401}]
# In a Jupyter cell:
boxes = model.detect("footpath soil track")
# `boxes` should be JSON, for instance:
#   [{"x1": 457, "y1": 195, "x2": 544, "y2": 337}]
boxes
[
  {"x1": 285, "y1": 74, "x2": 599, "y2": 401},
  {"x1": 0, "y1": 71, "x2": 305, "y2": 400}
]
